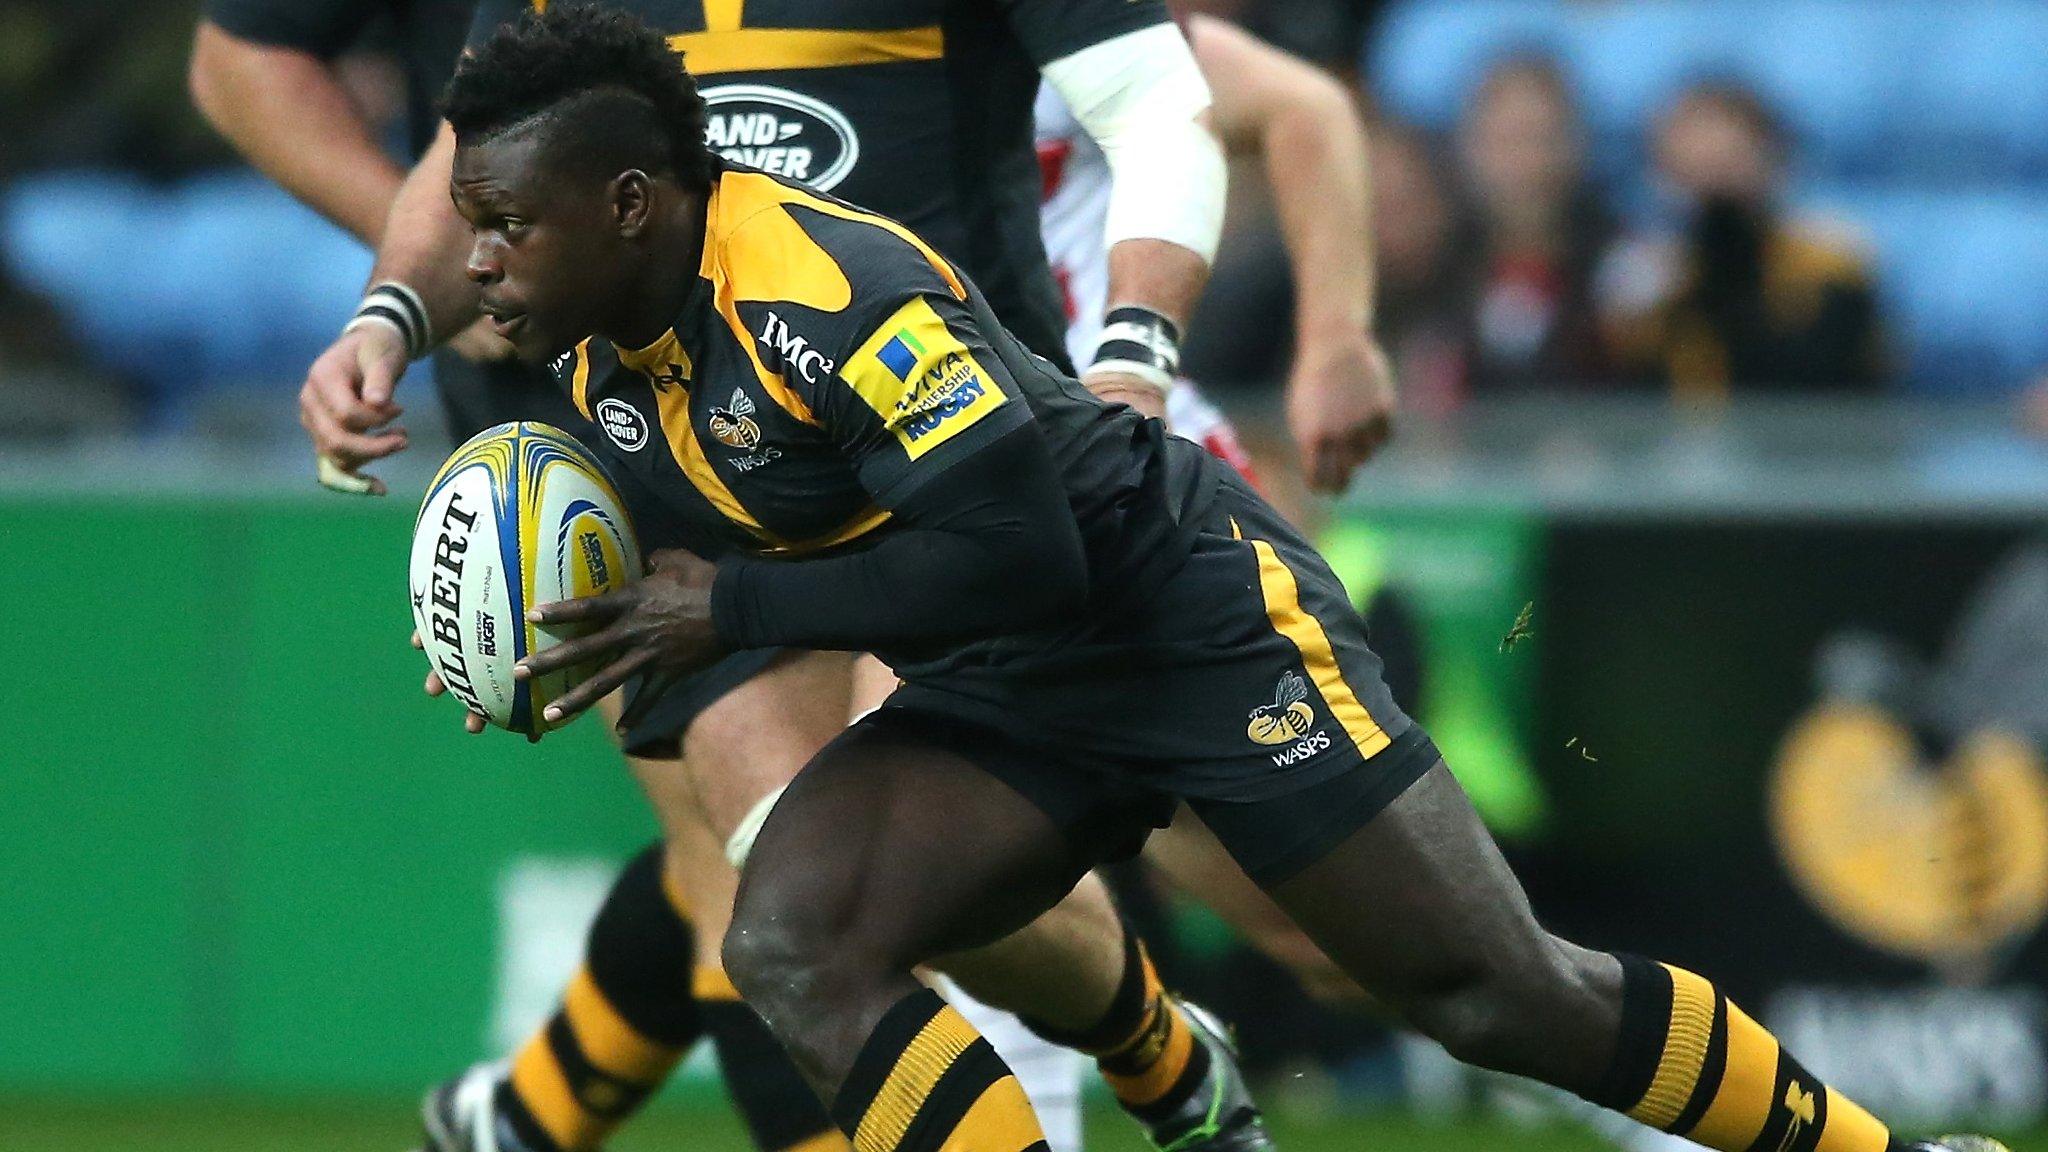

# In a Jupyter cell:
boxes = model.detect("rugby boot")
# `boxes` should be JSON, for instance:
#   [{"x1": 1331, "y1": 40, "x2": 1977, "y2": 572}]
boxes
[
  {"x1": 1140, "y1": 999, "x2": 1277, "y2": 1152},
  {"x1": 1904, "y1": 1138, "x2": 2012, "y2": 1152},
  {"x1": 416, "y1": 1060, "x2": 537, "y2": 1152}
]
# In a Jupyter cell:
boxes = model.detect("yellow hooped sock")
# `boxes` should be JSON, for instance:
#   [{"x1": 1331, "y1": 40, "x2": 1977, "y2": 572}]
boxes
[
  {"x1": 1594, "y1": 955, "x2": 1899, "y2": 1152},
  {"x1": 499, "y1": 844, "x2": 699, "y2": 1151},
  {"x1": 831, "y1": 989, "x2": 1049, "y2": 1152},
  {"x1": 1023, "y1": 931, "x2": 1210, "y2": 1122}
]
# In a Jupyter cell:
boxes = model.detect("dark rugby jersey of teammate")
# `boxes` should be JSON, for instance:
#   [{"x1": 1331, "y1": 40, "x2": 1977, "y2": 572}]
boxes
[
  {"x1": 204, "y1": 0, "x2": 473, "y2": 155},
  {"x1": 555, "y1": 167, "x2": 1216, "y2": 675},
  {"x1": 470, "y1": 0, "x2": 1172, "y2": 371}
]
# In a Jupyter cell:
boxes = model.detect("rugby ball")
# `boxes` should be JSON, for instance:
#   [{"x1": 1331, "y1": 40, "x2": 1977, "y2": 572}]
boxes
[{"x1": 409, "y1": 421, "x2": 641, "y2": 736}]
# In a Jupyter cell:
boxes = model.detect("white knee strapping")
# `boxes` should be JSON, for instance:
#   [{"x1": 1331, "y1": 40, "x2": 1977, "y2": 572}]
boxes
[{"x1": 724, "y1": 784, "x2": 789, "y2": 870}]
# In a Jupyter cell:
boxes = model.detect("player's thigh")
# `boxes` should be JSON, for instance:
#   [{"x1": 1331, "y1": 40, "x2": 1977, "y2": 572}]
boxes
[
  {"x1": 849, "y1": 652, "x2": 897, "y2": 721},
  {"x1": 1144, "y1": 806, "x2": 1358, "y2": 1001},
  {"x1": 733, "y1": 708, "x2": 1096, "y2": 970},
  {"x1": 682, "y1": 649, "x2": 855, "y2": 838},
  {"x1": 668, "y1": 804, "x2": 739, "y2": 966},
  {"x1": 1255, "y1": 759, "x2": 1570, "y2": 1002}
]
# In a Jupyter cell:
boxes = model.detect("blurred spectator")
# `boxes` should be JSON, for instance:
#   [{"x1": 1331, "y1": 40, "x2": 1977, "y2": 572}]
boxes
[
  {"x1": 0, "y1": 266, "x2": 136, "y2": 437},
  {"x1": 1370, "y1": 123, "x2": 1467, "y2": 416},
  {"x1": 1601, "y1": 82, "x2": 1889, "y2": 397},
  {"x1": 1454, "y1": 55, "x2": 1623, "y2": 394},
  {"x1": 0, "y1": 0, "x2": 231, "y2": 180}
]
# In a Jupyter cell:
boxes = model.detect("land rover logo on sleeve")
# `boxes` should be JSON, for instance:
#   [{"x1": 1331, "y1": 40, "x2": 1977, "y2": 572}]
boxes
[
  {"x1": 702, "y1": 85, "x2": 860, "y2": 190},
  {"x1": 595, "y1": 398, "x2": 649, "y2": 453}
]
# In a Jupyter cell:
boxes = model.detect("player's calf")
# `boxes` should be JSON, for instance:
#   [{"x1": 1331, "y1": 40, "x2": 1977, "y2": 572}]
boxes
[{"x1": 1021, "y1": 929, "x2": 1274, "y2": 1152}]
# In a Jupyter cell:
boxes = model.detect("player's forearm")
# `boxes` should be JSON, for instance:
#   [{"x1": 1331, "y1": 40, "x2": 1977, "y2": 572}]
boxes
[
  {"x1": 189, "y1": 22, "x2": 404, "y2": 246},
  {"x1": 709, "y1": 429, "x2": 1088, "y2": 650},
  {"x1": 1104, "y1": 237, "x2": 1210, "y2": 335},
  {"x1": 365, "y1": 123, "x2": 481, "y2": 347},
  {"x1": 1263, "y1": 83, "x2": 1376, "y2": 344},
  {"x1": 1045, "y1": 22, "x2": 1225, "y2": 381}
]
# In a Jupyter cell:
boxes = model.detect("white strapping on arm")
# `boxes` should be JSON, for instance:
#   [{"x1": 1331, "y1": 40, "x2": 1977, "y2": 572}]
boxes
[{"x1": 1040, "y1": 23, "x2": 1226, "y2": 264}]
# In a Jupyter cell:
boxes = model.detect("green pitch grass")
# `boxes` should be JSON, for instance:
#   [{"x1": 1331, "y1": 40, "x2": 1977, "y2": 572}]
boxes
[{"x1": 1, "y1": 1097, "x2": 2039, "y2": 1152}]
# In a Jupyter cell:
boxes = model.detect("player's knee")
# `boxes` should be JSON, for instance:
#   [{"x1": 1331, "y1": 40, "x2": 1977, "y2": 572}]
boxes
[
  {"x1": 724, "y1": 891, "x2": 814, "y2": 1001},
  {"x1": 723, "y1": 891, "x2": 888, "y2": 1028}
]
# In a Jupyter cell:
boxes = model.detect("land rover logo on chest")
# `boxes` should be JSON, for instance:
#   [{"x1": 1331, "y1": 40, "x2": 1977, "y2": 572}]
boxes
[{"x1": 702, "y1": 84, "x2": 861, "y2": 190}]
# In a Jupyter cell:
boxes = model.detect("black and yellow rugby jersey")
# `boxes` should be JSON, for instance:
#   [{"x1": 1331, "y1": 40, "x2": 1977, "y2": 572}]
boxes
[
  {"x1": 551, "y1": 167, "x2": 1217, "y2": 673},
  {"x1": 472, "y1": 0, "x2": 1171, "y2": 370}
]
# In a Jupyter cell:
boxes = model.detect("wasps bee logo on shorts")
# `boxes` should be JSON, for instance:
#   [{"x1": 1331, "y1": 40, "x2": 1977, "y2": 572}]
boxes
[
  {"x1": 708, "y1": 387, "x2": 764, "y2": 451},
  {"x1": 1247, "y1": 670, "x2": 1317, "y2": 746}
]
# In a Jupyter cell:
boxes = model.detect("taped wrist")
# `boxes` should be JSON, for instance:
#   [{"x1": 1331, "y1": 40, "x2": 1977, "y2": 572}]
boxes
[
  {"x1": 343, "y1": 281, "x2": 432, "y2": 359},
  {"x1": 1086, "y1": 306, "x2": 1181, "y2": 394}
]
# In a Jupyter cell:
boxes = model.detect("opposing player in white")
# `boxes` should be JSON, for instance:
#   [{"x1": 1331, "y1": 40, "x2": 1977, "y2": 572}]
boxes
[{"x1": 939, "y1": 17, "x2": 1395, "y2": 1150}]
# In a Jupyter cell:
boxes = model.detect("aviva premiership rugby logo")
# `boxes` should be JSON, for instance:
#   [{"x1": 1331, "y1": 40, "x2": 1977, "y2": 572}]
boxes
[
  {"x1": 1247, "y1": 671, "x2": 1317, "y2": 746},
  {"x1": 703, "y1": 84, "x2": 860, "y2": 190}
]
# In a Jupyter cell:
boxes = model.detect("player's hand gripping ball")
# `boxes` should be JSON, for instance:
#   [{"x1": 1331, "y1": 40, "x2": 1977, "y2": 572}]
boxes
[{"x1": 408, "y1": 422, "x2": 641, "y2": 737}]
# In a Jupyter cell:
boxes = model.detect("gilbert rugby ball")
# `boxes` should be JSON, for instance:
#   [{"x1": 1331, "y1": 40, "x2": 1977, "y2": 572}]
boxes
[{"x1": 409, "y1": 421, "x2": 641, "y2": 736}]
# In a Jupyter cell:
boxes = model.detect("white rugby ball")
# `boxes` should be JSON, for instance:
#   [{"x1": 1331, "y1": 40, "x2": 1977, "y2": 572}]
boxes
[{"x1": 409, "y1": 421, "x2": 642, "y2": 736}]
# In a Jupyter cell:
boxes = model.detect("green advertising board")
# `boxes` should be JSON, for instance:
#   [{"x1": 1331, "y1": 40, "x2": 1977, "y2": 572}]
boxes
[
  {"x1": 0, "y1": 497, "x2": 657, "y2": 1094},
  {"x1": 0, "y1": 493, "x2": 1549, "y2": 1096},
  {"x1": 1320, "y1": 507, "x2": 1546, "y2": 840}
]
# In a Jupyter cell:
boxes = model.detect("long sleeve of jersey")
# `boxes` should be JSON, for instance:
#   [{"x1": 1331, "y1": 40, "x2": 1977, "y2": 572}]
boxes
[
  {"x1": 708, "y1": 422, "x2": 1087, "y2": 650},
  {"x1": 203, "y1": 0, "x2": 376, "y2": 56}
]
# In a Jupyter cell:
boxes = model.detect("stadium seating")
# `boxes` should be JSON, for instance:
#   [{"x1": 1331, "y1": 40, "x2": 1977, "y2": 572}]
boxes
[
  {"x1": 1369, "y1": 0, "x2": 2048, "y2": 394},
  {"x1": 0, "y1": 170, "x2": 371, "y2": 426}
]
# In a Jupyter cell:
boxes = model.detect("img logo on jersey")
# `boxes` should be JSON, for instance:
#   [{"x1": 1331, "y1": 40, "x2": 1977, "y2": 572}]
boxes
[
  {"x1": 757, "y1": 311, "x2": 836, "y2": 383},
  {"x1": 703, "y1": 84, "x2": 860, "y2": 190}
]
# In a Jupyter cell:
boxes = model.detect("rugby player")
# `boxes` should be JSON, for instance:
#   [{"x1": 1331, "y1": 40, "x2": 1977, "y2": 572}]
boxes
[
  {"x1": 1036, "y1": 14, "x2": 1392, "y2": 493},
  {"x1": 204, "y1": 0, "x2": 1306, "y2": 1150},
  {"x1": 448, "y1": 12, "x2": 2005, "y2": 1152},
  {"x1": 192, "y1": 8, "x2": 849, "y2": 1151}
]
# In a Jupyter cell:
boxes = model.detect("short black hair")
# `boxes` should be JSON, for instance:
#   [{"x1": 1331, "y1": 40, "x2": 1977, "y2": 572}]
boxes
[{"x1": 442, "y1": 5, "x2": 717, "y2": 191}]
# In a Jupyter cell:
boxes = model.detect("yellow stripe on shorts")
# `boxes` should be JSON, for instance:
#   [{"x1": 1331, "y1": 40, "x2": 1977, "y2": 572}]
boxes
[{"x1": 1248, "y1": 536, "x2": 1391, "y2": 759}]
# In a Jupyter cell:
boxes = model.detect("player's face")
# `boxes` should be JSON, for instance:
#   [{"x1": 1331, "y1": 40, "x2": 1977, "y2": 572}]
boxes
[{"x1": 451, "y1": 134, "x2": 630, "y2": 363}]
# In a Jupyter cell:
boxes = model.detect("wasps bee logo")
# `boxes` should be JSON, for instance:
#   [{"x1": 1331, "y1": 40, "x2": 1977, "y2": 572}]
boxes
[
  {"x1": 1247, "y1": 670, "x2": 1317, "y2": 746},
  {"x1": 707, "y1": 387, "x2": 763, "y2": 451}
]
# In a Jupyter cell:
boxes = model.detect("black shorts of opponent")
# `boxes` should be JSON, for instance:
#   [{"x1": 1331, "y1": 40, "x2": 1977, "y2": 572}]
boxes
[
  {"x1": 437, "y1": 351, "x2": 796, "y2": 755},
  {"x1": 867, "y1": 469, "x2": 1443, "y2": 887}
]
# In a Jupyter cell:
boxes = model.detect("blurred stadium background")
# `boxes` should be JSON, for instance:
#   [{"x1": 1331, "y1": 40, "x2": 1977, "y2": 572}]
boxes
[{"x1": 4, "y1": 0, "x2": 2047, "y2": 1149}]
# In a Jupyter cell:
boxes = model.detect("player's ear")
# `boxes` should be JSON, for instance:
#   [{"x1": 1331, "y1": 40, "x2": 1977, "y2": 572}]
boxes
[{"x1": 612, "y1": 169, "x2": 654, "y2": 237}]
